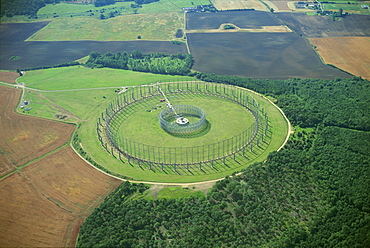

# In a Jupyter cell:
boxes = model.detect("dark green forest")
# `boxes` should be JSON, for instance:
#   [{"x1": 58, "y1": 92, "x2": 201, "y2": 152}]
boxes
[
  {"x1": 86, "y1": 51, "x2": 193, "y2": 75},
  {"x1": 77, "y1": 76, "x2": 370, "y2": 247},
  {"x1": 0, "y1": 0, "x2": 60, "y2": 17}
]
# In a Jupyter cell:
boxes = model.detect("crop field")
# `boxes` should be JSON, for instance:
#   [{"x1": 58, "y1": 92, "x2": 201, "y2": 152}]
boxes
[
  {"x1": 187, "y1": 32, "x2": 351, "y2": 79},
  {"x1": 0, "y1": 146, "x2": 121, "y2": 247},
  {"x1": 210, "y1": 0, "x2": 269, "y2": 11},
  {"x1": 310, "y1": 36, "x2": 370, "y2": 80},
  {"x1": 22, "y1": 146, "x2": 121, "y2": 218},
  {"x1": 0, "y1": 71, "x2": 18, "y2": 83},
  {"x1": 0, "y1": 85, "x2": 121, "y2": 247},
  {"x1": 0, "y1": 22, "x2": 187, "y2": 70},
  {"x1": 266, "y1": 0, "x2": 291, "y2": 11},
  {"x1": 275, "y1": 13, "x2": 370, "y2": 37},
  {"x1": 0, "y1": 14, "x2": 182, "y2": 70},
  {"x1": 0, "y1": 172, "x2": 76, "y2": 247},
  {"x1": 186, "y1": 10, "x2": 282, "y2": 30},
  {"x1": 0, "y1": 86, "x2": 75, "y2": 174}
]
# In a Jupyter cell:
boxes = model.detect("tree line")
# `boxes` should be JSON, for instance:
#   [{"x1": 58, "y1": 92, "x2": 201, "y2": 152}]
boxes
[
  {"x1": 77, "y1": 75, "x2": 370, "y2": 247},
  {"x1": 0, "y1": 0, "x2": 56, "y2": 18},
  {"x1": 18, "y1": 61, "x2": 80, "y2": 73},
  {"x1": 94, "y1": 0, "x2": 115, "y2": 7},
  {"x1": 193, "y1": 73, "x2": 370, "y2": 131},
  {"x1": 86, "y1": 50, "x2": 193, "y2": 75}
]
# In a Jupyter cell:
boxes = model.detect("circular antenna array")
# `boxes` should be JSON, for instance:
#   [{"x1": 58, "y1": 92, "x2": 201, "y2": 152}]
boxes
[
  {"x1": 97, "y1": 81, "x2": 270, "y2": 170},
  {"x1": 159, "y1": 105, "x2": 206, "y2": 134}
]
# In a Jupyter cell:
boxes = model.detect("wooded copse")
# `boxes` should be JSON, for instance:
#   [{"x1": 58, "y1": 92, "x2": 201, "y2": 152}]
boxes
[
  {"x1": 77, "y1": 75, "x2": 370, "y2": 247},
  {"x1": 86, "y1": 51, "x2": 193, "y2": 75},
  {"x1": 0, "y1": 0, "x2": 48, "y2": 17}
]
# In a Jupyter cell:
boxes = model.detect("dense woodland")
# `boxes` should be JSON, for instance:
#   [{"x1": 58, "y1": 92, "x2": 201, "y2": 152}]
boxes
[
  {"x1": 0, "y1": 0, "x2": 158, "y2": 17},
  {"x1": 86, "y1": 51, "x2": 193, "y2": 75},
  {"x1": 0, "y1": 0, "x2": 60, "y2": 17},
  {"x1": 77, "y1": 75, "x2": 370, "y2": 247}
]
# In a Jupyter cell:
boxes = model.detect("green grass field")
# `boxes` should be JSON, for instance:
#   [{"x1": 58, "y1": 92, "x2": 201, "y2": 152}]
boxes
[
  {"x1": 116, "y1": 95, "x2": 254, "y2": 147},
  {"x1": 322, "y1": 1, "x2": 370, "y2": 15},
  {"x1": 15, "y1": 66, "x2": 290, "y2": 183},
  {"x1": 21, "y1": 66, "x2": 194, "y2": 90},
  {"x1": 11, "y1": 0, "x2": 210, "y2": 41},
  {"x1": 156, "y1": 187, "x2": 205, "y2": 199}
]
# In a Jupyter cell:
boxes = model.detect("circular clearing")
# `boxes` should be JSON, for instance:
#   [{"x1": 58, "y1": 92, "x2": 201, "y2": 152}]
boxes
[{"x1": 90, "y1": 81, "x2": 290, "y2": 183}]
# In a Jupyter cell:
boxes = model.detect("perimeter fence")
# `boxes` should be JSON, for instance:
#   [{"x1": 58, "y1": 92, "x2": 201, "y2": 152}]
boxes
[{"x1": 97, "y1": 81, "x2": 269, "y2": 170}]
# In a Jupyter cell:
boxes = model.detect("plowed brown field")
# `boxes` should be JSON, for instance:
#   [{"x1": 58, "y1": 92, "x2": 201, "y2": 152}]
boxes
[
  {"x1": 0, "y1": 146, "x2": 121, "y2": 247},
  {"x1": 310, "y1": 37, "x2": 370, "y2": 80},
  {"x1": 0, "y1": 71, "x2": 18, "y2": 83},
  {"x1": 0, "y1": 86, "x2": 74, "y2": 174},
  {"x1": 0, "y1": 86, "x2": 121, "y2": 247}
]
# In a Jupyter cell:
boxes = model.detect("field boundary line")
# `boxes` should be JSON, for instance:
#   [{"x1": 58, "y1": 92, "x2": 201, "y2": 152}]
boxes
[
  {"x1": 0, "y1": 141, "x2": 73, "y2": 181},
  {"x1": 184, "y1": 12, "x2": 191, "y2": 54}
]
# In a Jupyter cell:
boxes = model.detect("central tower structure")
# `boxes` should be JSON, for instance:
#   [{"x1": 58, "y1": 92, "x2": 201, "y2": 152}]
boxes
[{"x1": 157, "y1": 85, "x2": 206, "y2": 134}]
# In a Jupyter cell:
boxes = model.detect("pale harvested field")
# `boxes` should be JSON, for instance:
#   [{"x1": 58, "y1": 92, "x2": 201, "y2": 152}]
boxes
[
  {"x1": 310, "y1": 37, "x2": 370, "y2": 80},
  {"x1": 186, "y1": 25, "x2": 291, "y2": 33},
  {"x1": 0, "y1": 146, "x2": 121, "y2": 247},
  {"x1": 23, "y1": 146, "x2": 121, "y2": 215},
  {"x1": 0, "y1": 86, "x2": 75, "y2": 171},
  {"x1": 0, "y1": 172, "x2": 76, "y2": 247},
  {"x1": 266, "y1": 1, "x2": 292, "y2": 11},
  {"x1": 211, "y1": 0, "x2": 269, "y2": 11}
]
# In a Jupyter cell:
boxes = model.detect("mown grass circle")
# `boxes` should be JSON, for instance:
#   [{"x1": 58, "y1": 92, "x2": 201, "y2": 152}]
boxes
[
  {"x1": 99, "y1": 81, "x2": 269, "y2": 171},
  {"x1": 159, "y1": 104, "x2": 206, "y2": 134}
]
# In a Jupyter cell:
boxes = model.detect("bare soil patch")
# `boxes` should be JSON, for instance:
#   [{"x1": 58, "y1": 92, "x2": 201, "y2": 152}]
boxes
[
  {"x1": 275, "y1": 13, "x2": 370, "y2": 37},
  {"x1": 0, "y1": 86, "x2": 75, "y2": 169},
  {"x1": 187, "y1": 11, "x2": 282, "y2": 30},
  {"x1": 0, "y1": 71, "x2": 18, "y2": 83},
  {"x1": 310, "y1": 36, "x2": 370, "y2": 80},
  {"x1": 187, "y1": 32, "x2": 351, "y2": 79}
]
